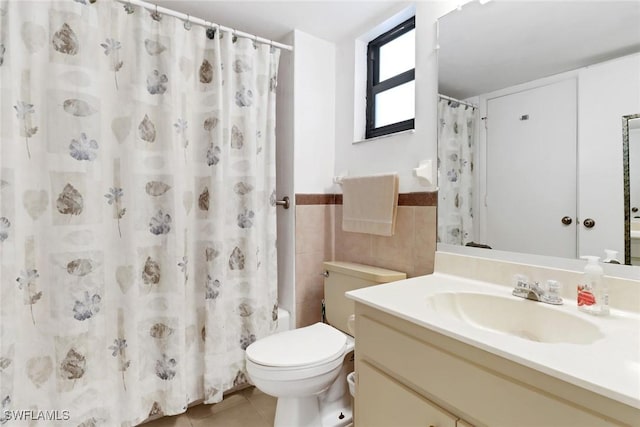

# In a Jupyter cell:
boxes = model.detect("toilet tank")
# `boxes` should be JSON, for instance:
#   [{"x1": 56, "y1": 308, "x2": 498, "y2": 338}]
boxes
[{"x1": 323, "y1": 261, "x2": 406, "y2": 335}]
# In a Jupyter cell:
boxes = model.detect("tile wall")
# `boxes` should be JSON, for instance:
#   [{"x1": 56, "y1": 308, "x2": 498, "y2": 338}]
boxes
[
  {"x1": 294, "y1": 193, "x2": 437, "y2": 327},
  {"x1": 295, "y1": 199, "x2": 335, "y2": 328}
]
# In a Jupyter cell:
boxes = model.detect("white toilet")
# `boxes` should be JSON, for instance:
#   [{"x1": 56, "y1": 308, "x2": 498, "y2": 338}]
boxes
[{"x1": 245, "y1": 261, "x2": 406, "y2": 427}]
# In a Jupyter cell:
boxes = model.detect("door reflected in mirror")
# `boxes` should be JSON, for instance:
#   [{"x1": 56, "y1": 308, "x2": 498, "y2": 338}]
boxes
[{"x1": 437, "y1": 1, "x2": 640, "y2": 265}]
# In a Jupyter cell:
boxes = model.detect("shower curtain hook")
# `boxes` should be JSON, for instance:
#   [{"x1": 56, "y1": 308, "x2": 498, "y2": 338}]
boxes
[
  {"x1": 184, "y1": 14, "x2": 191, "y2": 30},
  {"x1": 151, "y1": 3, "x2": 161, "y2": 21},
  {"x1": 206, "y1": 22, "x2": 216, "y2": 40},
  {"x1": 124, "y1": 0, "x2": 134, "y2": 14}
]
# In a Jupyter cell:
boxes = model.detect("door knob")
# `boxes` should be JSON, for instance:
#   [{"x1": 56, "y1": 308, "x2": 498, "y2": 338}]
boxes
[
  {"x1": 583, "y1": 218, "x2": 595, "y2": 228},
  {"x1": 561, "y1": 216, "x2": 573, "y2": 225}
]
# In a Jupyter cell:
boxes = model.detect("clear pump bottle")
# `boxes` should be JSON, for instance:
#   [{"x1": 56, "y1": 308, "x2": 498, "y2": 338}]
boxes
[{"x1": 577, "y1": 256, "x2": 609, "y2": 316}]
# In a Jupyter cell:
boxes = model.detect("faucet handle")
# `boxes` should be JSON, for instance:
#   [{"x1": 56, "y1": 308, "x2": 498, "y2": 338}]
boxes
[
  {"x1": 512, "y1": 274, "x2": 530, "y2": 289},
  {"x1": 541, "y1": 280, "x2": 564, "y2": 305}
]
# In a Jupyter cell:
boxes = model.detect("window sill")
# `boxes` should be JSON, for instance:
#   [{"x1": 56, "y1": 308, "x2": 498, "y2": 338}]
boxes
[{"x1": 352, "y1": 128, "x2": 415, "y2": 145}]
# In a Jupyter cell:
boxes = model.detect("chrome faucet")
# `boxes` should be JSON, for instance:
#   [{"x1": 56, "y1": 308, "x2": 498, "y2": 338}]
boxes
[{"x1": 512, "y1": 277, "x2": 563, "y2": 305}]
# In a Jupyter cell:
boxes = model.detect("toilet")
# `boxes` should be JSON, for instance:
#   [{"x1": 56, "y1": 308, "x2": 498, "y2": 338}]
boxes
[{"x1": 245, "y1": 261, "x2": 406, "y2": 427}]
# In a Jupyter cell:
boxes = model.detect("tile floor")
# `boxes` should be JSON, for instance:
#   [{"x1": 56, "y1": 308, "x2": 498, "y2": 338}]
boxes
[{"x1": 142, "y1": 387, "x2": 277, "y2": 427}]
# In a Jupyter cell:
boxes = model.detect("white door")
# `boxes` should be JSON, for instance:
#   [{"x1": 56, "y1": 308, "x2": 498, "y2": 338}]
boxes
[
  {"x1": 577, "y1": 54, "x2": 640, "y2": 261},
  {"x1": 486, "y1": 79, "x2": 577, "y2": 258}
]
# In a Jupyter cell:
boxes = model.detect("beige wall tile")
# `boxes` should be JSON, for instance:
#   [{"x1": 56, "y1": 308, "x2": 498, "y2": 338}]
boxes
[
  {"x1": 295, "y1": 250, "x2": 327, "y2": 327},
  {"x1": 370, "y1": 207, "x2": 416, "y2": 276},
  {"x1": 334, "y1": 206, "x2": 373, "y2": 264},
  {"x1": 335, "y1": 232, "x2": 373, "y2": 265},
  {"x1": 413, "y1": 206, "x2": 437, "y2": 276},
  {"x1": 296, "y1": 225, "x2": 332, "y2": 256},
  {"x1": 296, "y1": 296, "x2": 324, "y2": 328},
  {"x1": 296, "y1": 204, "x2": 331, "y2": 230},
  {"x1": 294, "y1": 203, "x2": 336, "y2": 328},
  {"x1": 295, "y1": 252, "x2": 326, "y2": 300},
  {"x1": 333, "y1": 205, "x2": 437, "y2": 278},
  {"x1": 295, "y1": 198, "x2": 438, "y2": 326},
  {"x1": 295, "y1": 205, "x2": 333, "y2": 256}
]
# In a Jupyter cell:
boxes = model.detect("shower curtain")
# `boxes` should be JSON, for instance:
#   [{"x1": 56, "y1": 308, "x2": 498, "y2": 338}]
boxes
[
  {"x1": 437, "y1": 98, "x2": 476, "y2": 246},
  {"x1": 0, "y1": 1, "x2": 279, "y2": 425}
]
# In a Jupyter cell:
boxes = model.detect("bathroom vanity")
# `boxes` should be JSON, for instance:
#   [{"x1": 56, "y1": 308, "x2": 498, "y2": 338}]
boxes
[{"x1": 347, "y1": 252, "x2": 640, "y2": 426}]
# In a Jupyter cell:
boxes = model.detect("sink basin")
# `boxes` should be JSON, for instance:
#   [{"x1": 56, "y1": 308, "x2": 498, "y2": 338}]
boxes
[{"x1": 426, "y1": 292, "x2": 604, "y2": 344}]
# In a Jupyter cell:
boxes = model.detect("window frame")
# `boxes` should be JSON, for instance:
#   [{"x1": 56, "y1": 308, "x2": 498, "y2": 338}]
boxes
[{"x1": 366, "y1": 16, "x2": 416, "y2": 139}]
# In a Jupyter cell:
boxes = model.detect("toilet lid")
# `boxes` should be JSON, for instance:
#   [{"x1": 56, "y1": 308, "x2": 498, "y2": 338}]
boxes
[{"x1": 246, "y1": 322, "x2": 347, "y2": 368}]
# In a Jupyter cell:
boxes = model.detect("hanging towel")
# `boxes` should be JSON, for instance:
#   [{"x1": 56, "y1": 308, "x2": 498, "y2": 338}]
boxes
[{"x1": 342, "y1": 173, "x2": 399, "y2": 236}]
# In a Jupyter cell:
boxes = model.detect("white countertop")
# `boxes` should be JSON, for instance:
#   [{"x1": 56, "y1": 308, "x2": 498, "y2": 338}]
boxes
[{"x1": 346, "y1": 273, "x2": 640, "y2": 409}]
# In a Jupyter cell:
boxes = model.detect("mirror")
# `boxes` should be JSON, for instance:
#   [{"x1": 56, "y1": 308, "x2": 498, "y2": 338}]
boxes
[
  {"x1": 437, "y1": 1, "x2": 640, "y2": 267},
  {"x1": 624, "y1": 115, "x2": 640, "y2": 265}
]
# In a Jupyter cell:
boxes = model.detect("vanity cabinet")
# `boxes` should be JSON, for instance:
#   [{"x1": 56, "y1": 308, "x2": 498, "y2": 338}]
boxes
[
  {"x1": 354, "y1": 303, "x2": 636, "y2": 427},
  {"x1": 358, "y1": 361, "x2": 459, "y2": 427}
]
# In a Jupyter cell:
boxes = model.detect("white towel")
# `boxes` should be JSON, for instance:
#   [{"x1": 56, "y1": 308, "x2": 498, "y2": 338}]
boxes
[{"x1": 342, "y1": 173, "x2": 399, "y2": 236}]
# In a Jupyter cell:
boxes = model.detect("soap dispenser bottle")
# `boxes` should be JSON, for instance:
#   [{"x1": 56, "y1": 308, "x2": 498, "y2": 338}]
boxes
[{"x1": 577, "y1": 256, "x2": 609, "y2": 316}]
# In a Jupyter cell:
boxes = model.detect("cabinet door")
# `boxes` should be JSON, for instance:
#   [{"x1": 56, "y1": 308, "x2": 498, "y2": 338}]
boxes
[{"x1": 357, "y1": 361, "x2": 457, "y2": 427}]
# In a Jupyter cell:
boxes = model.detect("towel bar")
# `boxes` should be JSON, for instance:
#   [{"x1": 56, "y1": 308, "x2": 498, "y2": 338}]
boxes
[{"x1": 275, "y1": 196, "x2": 290, "y2": 209}]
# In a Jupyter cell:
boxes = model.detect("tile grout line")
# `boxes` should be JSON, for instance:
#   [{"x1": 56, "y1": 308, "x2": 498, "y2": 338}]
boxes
[
  {"x1": 243, "y1": 394, "x2": 275, "y2": 427},
  {"x1": 239, "y1": 388, "x2": 275, "y2": 427}
]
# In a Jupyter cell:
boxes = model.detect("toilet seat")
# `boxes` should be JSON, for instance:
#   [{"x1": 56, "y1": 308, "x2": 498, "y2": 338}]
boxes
[
  {"x1": 246, "y1": 353, "x2": 345, "y2": 381},
  {"x1": 246, "y1": 322, "x2": 347, "y2": 368}
]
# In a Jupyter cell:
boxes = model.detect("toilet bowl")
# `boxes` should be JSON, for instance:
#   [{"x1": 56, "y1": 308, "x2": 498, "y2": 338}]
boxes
[
  {"x1": 246, "y1": 322, "x2": 354, "y2": 427},
  {"x1": 245, "y1": 262, "x2": 406, "y2": 427}
]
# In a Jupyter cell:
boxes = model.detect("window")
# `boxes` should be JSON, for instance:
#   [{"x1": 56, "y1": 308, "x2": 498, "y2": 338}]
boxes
[{"x1": 366, "y1": 16, "x2": 415, "y2": 139}]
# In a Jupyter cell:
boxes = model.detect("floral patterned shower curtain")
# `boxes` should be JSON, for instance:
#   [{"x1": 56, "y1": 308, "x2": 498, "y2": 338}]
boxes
[
  {"x1": 437, "y1": 98, "x2": 476, "y2": 246},
  {"x1": 0, "y1": 1, "x2": 279, "y2": 425}
]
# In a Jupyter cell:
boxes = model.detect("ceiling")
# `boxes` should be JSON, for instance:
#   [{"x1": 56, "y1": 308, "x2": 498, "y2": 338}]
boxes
[
  {"x1": 438, "y1": 1, "x2": 640, "y2": 100},
  {"x1": 155, "y1": 1, "x2": 407, "y2": 43}
]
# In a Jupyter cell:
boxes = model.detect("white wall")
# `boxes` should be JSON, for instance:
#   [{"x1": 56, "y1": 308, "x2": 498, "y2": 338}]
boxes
[
  {"x1": 578, "y1": 53, "x2": 640, "y2": 259},
  {"x1": 334, "y1": 2, "x2": 458, "y2": 194},
  {"x1": 293, "y1": 30, "x2": 336, "y2": 194},
  {"x1": 275, "y1": 33, "x2": 295, "y2": 321}
]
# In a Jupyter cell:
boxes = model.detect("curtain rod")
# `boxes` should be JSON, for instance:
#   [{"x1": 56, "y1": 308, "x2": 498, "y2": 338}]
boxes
[
  {"x1": 438, "y1": 94, "x2": 477, "y2": 109},
  {"x1": 114, "y1": 0, "x2": 293, "y2": 52}
]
